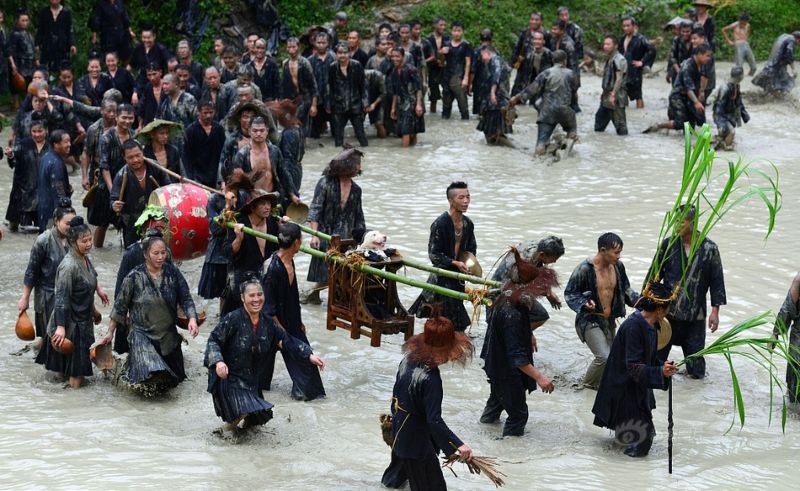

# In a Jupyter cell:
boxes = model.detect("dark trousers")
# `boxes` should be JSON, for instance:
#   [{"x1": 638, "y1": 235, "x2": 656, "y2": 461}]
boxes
[
  {"x1": 428, "y1": 66, "x2": 444, "y2": 102},
  {"x1": 309, "y1": 109, "x2": 330, "y2": 138},
  {"x1": 658, "y1": 318, "x2": 706, "y2": 378},
  {"x1": 594, "y1": 104, "x2": 628, "y2": 135},
  {"x1": 481, "y1": 376, "x2": 529, "y2": 436},
  {"x1": 615, "y1": 418, "x2": 655, "y2": 457},
  {"x1": 442, "y1": 74, "x2": 469, "y2": 119},
  {"x1": 331, "y1": 111, "x2": 368, "y2": 147}
]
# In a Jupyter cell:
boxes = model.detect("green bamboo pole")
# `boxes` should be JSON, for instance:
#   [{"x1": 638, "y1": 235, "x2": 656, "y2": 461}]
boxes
[
  {"x1": 287, "y1": 221, "x2": 501, "y2": 288},
  {"x1": 221, "y1": 220, "x2": 492, "y2": 305}
]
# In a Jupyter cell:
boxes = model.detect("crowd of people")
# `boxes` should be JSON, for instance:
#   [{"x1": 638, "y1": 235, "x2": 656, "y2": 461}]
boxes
[{"x1": 2, "y1": 1, "x2": 800, "y2": 489}]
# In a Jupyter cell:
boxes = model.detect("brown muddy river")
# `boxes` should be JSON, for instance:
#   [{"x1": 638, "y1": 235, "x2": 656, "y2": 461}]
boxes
[{"x1": 1, "y1": 62, "x2": 798, "y2": 490}]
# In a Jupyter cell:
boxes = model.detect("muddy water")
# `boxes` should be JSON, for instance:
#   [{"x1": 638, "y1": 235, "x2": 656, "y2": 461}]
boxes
[{"x1": 1, "y1": 62, "x2": 798, "y2": 490}]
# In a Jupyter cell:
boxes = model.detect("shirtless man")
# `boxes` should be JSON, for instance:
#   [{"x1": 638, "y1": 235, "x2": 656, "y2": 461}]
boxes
[
  {"x1": 722, "y1": 12, "x2": 757, "y2": 76},
  {"x1": 564, "y1": 233, "x2": 639, "y2": 389},
  {"x1": 281, "y1": 38, "x2": 317, "y2": 133},
  {"x1": 231, "y1": 117, "x2": 299, "y2": 208}
]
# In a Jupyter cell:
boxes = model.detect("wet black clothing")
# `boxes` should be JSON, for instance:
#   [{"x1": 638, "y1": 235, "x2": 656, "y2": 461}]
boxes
[
  {"x1": 36, "y1": 6, "x2": 75, "y2": 73},
  {"x1": 221, "y1": 213, "x2": 280, "y2": 315},
  {"x1": 89, "y1": 0, "x2": 132, "y2": 59},
  {"x1": 668, "y1": 57, "x2": 706, "y2": 128},
  {"x1": 249, "y1": 58, "x2": 280, "y2": 101},
  {"x1": 36, "y1": 251, "x2": 98, "y2": 378},
  {"x1": 24, "y1": 228, "x2": 69, "y2": 338},
  {"x1": 480, "y1": 302, "x2": 537, "y2": 436},
  {"x1": 198, "y1": 191, "x2": 244, "y2": 299},
  {"x1": 699, "y1": 16, "x2": 716, "y2": 51},
  {"x1": 200, "y1": 85, "x2": 233, "y2": 124},
  {"x1": 511, "y1": 47, "x2": 553, "y2": 98},
  {"x1": 92, "y1": 127, "x2": 134, "y2": 227},
  {"x1": 205, "y1": 308, "x2": 314, "y2": 424},
  {"x1": 37, "y1": 152, "x2": 71, "y2": 233},
  {"x1": 442, "y1": 40, "x2": 472, "y2": 119},
  {"x1": 9, "y1": 28, "x2": 36, "y2": 81},
  {"x1": 112, "y1": 263, "x2": 196, "y2": 390},
  {"x1": 183, "y1": 120, "x2": 225, "y2": 188},
  {"x1": 306, "y1": 176, "x2": 365, "y2": 283},
  {"x1": 280, "y1": 57, "x2": 316, "y2": 130},
  {"x1": 669, "y1": 36, "x2": 693, "y2": 82},
  {"x1": 6, "y1": 138, "x2": 48, "y2": 227},
  {"x1": 76, "y1": 74, "x2": 114, "y2": 108},
  {"x1": 383, "y1": 357, "x2": 462, "y2": 490},
  {"x1": 0, "y1": 27, "x2": 9, "y2": 96},
  {"x1": 350, "y1": 48, "x2": 369, "y2": 67},
  {"x1": 517, "y1": 64, "x2": 578, "y2": 145},
  {"x1": 655, "y1": 236, "x2": 725, "y2": 378},
  {"x1": 328, "y1": 60, "x2": 368, "y2": 146},
  {"x1": 107, "y1": 67, "x2": 136, "y2": 104},
  {"x1": 231, "y1": 142, "x2": 295, "y2": 208},
  {"x1": 618, "y1": 33, "x2": 655, "y2": 101},
  {"x1": 595, "y1": 52, "x2": 629, "y2": 135},
  {"x1": 109, "y1": 163, "x2": 171, "y2": 247},
  {"x1": 713, "y1": 81, "x2": 749, "y2": 138},
  {"x1": 388, "y1": 64, "x2": 425, "y2": 136},
  {"x1": 135, "y1": 82, "x2": 163, "y2": 127},
  {"x1": 753, "y1": 34, "x2": 797, "y2": 93},
  {"x1": 278, "y1": 127, "x2": 304, "y2": 194},
  {"x1": 592, "y1": 311, "x2": 669, "y2": 456},
  {"x1": 424, "y1": 33, "x2": 450, "y2": 103},
  {"x1": 511, "y1": 29, "x2": 551, "y2": 69},
  {"x1": 476, "y1": 54, "x2": 512, "y2": 137},
  {"x1": 129, "y1": 42, "x2": 171, "y2": 89},
  {"x1": 409, "y1": 212, "x2": 475, "y2": 331},
  {"x1": 144, "y1": 143, "x2": 182, "y2": 179},
  {"x1": 262, "y1": 254, "x2": 326, "y2": 401}
]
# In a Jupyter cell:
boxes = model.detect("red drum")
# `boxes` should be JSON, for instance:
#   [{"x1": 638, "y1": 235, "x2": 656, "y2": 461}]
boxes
[{"x1": 148, "y1": 183, "x2": 210, "y2": 260}]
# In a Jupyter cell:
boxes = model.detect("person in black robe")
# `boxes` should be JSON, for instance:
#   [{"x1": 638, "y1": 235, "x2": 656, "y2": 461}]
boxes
[
  {"x1": 753, "y1": 32, "x2": 800, "y2": 94},
  {"x1": 5, "y1": 118, "x2": 49, "y2": 230},
  {"x1": 409, "y1": 182, "x2": 475, "y2": 331},
  {"x1": 271, "y1": 99, "x2": 305, "y2": 194},
  {"x1": 307, "y1": 34, "x2": 336, "y2": 139},
  {"x1": 93, "y1": 103, "x2": 135, "y2": 247},
  {"x1": 480, "y1": 254, "x2": 557, "y2": 437},
  {"x1": 381, "y1": 311, "x2": 474, "y2": 490},
  {"x1": 262, "y1": 223, "x2": 326, "y2": 401},
  {"x1": 103, "y1": 51, "x2": 135, "y2": 104},
  {"x1": 204, "y1": 280, "x2": 325, "y2": 431},
  {"x1": 128, "y1": 25, "x2": 171, "y2": 91},
  {"x1": 510, "y1": 12, "x2": 552, "y2": 97},
  {"x1": 303, "y1": 147, "x2": 365, "y2": 304},
  {"x1": 38, "y1": 217, "x2": 110, "y2": 389},
  {"x1": 221, "y1": 190, "x2": 280, "y2": 315},
  {"x1": 0, "y1": 11, "x2": 11, "y2": 98},
  {"x1": 440, "y1": 22, "x2": 472, "y2": 120},
  {"x1": 9, "y1": 11, "x2": 36, "y2": 110},
  {"x1": 668, "y1": 22, "x2": 693, "y2": 84},
  {"x1": 619, "y1": 17, "x2": 656, "y2": 109},
  {"x1": 328, "y1": 45, "x2": 368, "y2": 147},
  {"x1": 90, "y1": 0, "x2": 134, "y2": 60},
  {"x1": 592, "y1": 281, "x2": 678, "y2": 457},
  {"x1": 347, "y1": 30, "x2": 369, "y2": 66},
  {"x1": 280, "y1": 38, "x2": 317, "y2": 134},
  {"x1": 199, "y1": 170, "x2": 248, "y2": 309},
  {"x1": 35, "y1": 1, "x2": 75, "y2": 74},
  {"x1": 248, "y1": 38, "x2": 280, "y2": 102},
  {"x1": 109, "y1": 140, "x2": 171, "y2": 248},
  {"x1": 183, "y1": 101, "x2": 225, "y2": 188},
  {"x1": 423, "y1": 17, "x2": 450, "y2": 114},
  {"x1": 112, "y1": 209, "x2": 170, "y2": 354},
  {"x1": 475, "y1": 46, "x2": 512, "y2": 145},
  {"x1": 388, "y1": 47, "x2": 425, "y2": 147},
  {"x1": 37, "y1": 131, "x2": 73, "y2": 232},
  {"x1": 134, "y1": 63, "x2": 164, "y2": 127},
  {"x1": 21, "y1": 202, "x2": 75, "y2": 343}
]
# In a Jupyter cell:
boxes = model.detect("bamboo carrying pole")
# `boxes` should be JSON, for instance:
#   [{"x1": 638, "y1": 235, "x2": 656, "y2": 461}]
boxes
[
  {"x1": 288, "y1": 221, "x2": 501, "y2": 288},
  {"x1": 144, "y1": 157, "x2": 225, "y2": 196},
  {"x1": 220, "y1": 220, "x2": 492, "y2": 305}
]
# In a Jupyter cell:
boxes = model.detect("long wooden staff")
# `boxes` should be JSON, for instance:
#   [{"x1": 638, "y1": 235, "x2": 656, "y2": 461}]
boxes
[{"x1": 143, "y1": 157, "x2": 224, "y2": 196}]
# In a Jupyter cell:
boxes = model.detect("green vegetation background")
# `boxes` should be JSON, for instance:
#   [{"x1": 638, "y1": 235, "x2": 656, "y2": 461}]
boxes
[{"x1": 1, "y1": 0, "x2": 798, "y2": 68}]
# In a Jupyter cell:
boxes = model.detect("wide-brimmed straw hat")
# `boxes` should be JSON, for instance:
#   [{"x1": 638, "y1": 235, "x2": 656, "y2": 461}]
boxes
[
  {"x1": 693, "y1": 0, "x2": 713, "y2": 7},
  {"x1": 242, "y1": 189, "x2": 280, "y2": 213},
  {"x1": 135, "y1": 119, "x2": 183, "y2": 145},
  {"x1": 403, "y1": 309, "x2": 474, "y2": 367},
  {"x1": 286, "y1": 202, "x2": 309, "y2": 223},
  {"x1": 225, "y1": 101, "x2": 272, "y2": 131}
]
